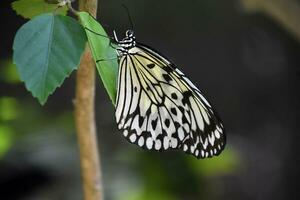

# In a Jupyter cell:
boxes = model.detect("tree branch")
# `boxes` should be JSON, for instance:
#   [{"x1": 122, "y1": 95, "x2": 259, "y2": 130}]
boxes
[{"x1": 75, "y1": 0, "x2": 102, "y2": 199}]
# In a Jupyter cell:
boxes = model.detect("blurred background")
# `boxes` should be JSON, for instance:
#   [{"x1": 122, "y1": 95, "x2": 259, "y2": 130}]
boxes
[{"x1": 1, "y1": 0, "x2": 300, "y2": 199}]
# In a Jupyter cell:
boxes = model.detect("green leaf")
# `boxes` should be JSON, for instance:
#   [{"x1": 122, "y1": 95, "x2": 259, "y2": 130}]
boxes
[
  {"x1": 12, "y1": 0, "x2": 68, "y2": 19},
  {"x1": 78, "y1": 12, "x2": 118, "y2": 105},
  {"x1": 13, "y1": 14, "x2": 87, "y2": 104}
]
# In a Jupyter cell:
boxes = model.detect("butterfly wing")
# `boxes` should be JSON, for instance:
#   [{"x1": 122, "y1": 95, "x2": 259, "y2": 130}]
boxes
[{"x1": 115, "y1": 43, "x2": 225, "y2": 158}]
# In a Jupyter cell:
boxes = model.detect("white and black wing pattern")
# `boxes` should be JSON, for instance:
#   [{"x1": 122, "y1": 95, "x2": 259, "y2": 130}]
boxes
[{"x1": 115, "y1": 43, "x2": 225, "y2": 159}]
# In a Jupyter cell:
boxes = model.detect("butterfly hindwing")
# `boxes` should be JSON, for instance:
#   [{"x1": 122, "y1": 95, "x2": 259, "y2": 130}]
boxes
[{"x1": 115, "y1": 44, "x2": 225, "y2": 158}]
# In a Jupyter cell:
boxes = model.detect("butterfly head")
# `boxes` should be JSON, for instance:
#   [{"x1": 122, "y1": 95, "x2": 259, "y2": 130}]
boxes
[
  {"x1": 125, "y1": 30, "x2": 135, "y2": 38},
  {"x1": 115, "y1": 30, "x2": 136, "y2": 54}
]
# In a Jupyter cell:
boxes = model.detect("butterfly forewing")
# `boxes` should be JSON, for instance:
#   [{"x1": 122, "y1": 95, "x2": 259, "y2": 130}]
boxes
[{"x1": 115, "y1": 44, "x2": 225, "y2": 159}]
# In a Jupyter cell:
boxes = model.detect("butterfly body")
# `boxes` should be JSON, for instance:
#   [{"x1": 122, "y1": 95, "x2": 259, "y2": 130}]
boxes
[{"x1": 114, "y1": 30, "x2": 226, "y2": 159}]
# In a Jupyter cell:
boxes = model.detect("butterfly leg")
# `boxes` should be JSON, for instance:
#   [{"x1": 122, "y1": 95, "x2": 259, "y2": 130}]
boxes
[
  {"x1": 113, "y1": 30, "x2": 119, "y2": 42},
  {"x1": 95, "y1": 46, "x2": 122, "y2": 63}
]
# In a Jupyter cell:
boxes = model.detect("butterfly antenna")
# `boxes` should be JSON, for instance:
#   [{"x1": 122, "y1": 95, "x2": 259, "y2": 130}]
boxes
[
  {"x1": 85, "y1": 13, "x2": 115, "y2": 41},
  {"x1": 84, "y1": 27, "x2": 115, "y2": 40},
  {"x1": 122, "y1": 4, "x2": 135, "y2": 30}
]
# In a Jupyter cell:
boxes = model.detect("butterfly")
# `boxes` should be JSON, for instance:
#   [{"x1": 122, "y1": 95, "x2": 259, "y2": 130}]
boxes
[{"x1": 112, "y1": 29, "x2": 226, "y2": 159}]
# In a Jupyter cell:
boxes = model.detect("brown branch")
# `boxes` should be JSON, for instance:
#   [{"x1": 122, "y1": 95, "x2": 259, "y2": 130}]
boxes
[{"x1": 75, "y1": 0, "x2": 102, "y2": 200}]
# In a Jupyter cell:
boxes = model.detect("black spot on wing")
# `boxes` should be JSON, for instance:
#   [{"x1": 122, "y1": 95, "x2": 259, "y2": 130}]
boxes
[
  {"x1": 162, "y1": 74, "x2": 172, "y2": 83},
  {"x1": 182, "y1": 91, "x2": 193, "y2": 105},
  {"x1": 183, "y1": 91, "x2": 193, "y2": 97},
  {"x1": 163, "y1": 66, "x2": 173, "y2": 73},
  {"x1": 164, "y1": 118, "x2": 170, "y2": 127},
  {"x1": 178, "y1": 106, "x2": 185, "y2": 113},
  {"x1": 142, "y1": 131, "x2": 152, "y2": 138},
  {"x1": 139, "y1": 116, "x2": 144, "y2": 127},
  {"x1": 156, "y1": 132, "x2": 165, "y2": 140},
  {"x1": 182, "y1": 115, "x2": 188, "y2": 124},
  {"x1": 171, "y1": 132, "x2": 179, "y2": 139},
  {"x1": 151, "y1": 118, "x2": 158, "y2": 130},
  {"x1": 171, "y1": 93, "x2": 178, "y2": 100},
  {"x1": 171, "y1": 108, "x2": 177, "y2": 116},
  {"x1": 173, "y1": 121, "x2": 181, "y2": 129},
  {"x1": 147, "y1": 63, "x2": 155, "y2": 69}
]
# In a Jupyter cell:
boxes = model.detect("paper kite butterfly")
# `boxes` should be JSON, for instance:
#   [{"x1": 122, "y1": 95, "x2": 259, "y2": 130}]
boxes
[{"x1": 111, "y1": 29, "x2": 226, "y2": 159}]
